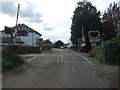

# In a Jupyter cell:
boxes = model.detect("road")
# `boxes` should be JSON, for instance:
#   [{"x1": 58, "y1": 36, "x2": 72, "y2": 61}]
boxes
[{"x1": 3, "y1": 49, "x2": 119, "y2": 88}]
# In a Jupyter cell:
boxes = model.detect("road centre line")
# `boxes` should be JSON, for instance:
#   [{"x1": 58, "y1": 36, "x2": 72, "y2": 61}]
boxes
[
  {"x1": 79, "y1": 54, "x2": 94, "y2": 66},
  {"x1": 57, "y1": 54, "x2": 61, "y2": 63},
  {"x1": 57, "y1": 54, "x2": 63, "y2": 64},
  {"x1": 60, "y1": 54, "x2": 63, "y2": 64}
]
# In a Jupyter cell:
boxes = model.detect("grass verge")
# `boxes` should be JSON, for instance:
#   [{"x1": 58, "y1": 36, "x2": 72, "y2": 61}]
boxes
[{"x1": 2, "y1": 53, "x2": 24, "y2": 72}]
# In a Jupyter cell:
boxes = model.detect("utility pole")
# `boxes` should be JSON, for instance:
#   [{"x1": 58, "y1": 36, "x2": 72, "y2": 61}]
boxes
[{"x1": 78, "y1": 25, "x2": 84, "y2": 52}]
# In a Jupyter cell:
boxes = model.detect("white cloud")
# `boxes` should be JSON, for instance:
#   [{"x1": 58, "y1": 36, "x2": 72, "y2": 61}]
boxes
[
  {"x1": 0, "y1": 1, "x2": 43, "y2": 23},
  {"x1": 0, "y1": 13, "x2": 16, "y2": 30}
]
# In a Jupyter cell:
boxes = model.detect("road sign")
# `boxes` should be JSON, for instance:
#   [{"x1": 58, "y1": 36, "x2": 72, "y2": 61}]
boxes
[
  {"x1": 15, "y1": 28, "x2": 28, "y2": 37},
  {"x1": 88, "y1": 30, "x2": 100, "y2": 38},
  {"x1": 90, "y1": 38, "x2": 100, "y2": 42}
]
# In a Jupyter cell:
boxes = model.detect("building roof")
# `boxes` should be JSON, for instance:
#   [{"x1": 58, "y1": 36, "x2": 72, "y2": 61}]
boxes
[
  {"x1": 1, "y1": 24, "x2": 42, "y2": 36},
  {"x1": 15, "y1": 24, "x2": 42, "y2": 36}
]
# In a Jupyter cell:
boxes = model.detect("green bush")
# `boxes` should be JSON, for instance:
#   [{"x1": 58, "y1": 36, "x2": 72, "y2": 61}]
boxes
[
  {"x1": 2, "y1": 47, "x2": 24, "y2": 72},
  {"x1": 89, "y1": 37, "x2": 120, "y2": 65},
  {"x1": 113, "y1": 81, "x2": 120, "y2": 89},
  {"x1": 17, "y1": 46, "x2": 41, "y2": 54},
  {"x1": 105, "y1": 37, "x2": 120, "y2": 64},
  {"x1": 2, "y1": 54, "x2": 24, "y2": 72},
  {"x1": 2, "y1": 46, "x2": 12, "y2": 57},
  {"x1": 89, "y1": 47, "x2": 97, "y2": 57},
  {"x1": 107, "y1": 36, "x2": 120, "y2": 47},
  {"x1": 41, "y1": 44, "x2": 51, "y2": 50}
]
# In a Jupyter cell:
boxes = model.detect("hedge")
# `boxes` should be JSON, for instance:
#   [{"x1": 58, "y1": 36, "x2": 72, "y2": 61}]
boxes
[
  {"x1": 2, "y1": 47, "x2": 24, "y2": 72},
  {"x1": 17, "y1": 46, "x2": 41, "y2": 54},
  {"x1": 89, "y1": 36, "x2": 120, "y2": 64}
]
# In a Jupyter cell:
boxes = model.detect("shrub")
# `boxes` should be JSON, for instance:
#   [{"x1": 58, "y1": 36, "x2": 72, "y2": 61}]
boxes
[
  {"x1": 17, "y1": 46, "x2": 41, "y2": 54},
  {"x1": 89, "y1": 36, "x2": 120, "y2": 65},
  {"x1": 105, "y1": 37, "x2": 120, "y2": 64},
  {"x1": 2, "y1": 47, "x2": 24, "y2": 72},
  {"x1": 88, "y1": 47, "x2": 96, "y2": 57},
  {"x1": 41, "y1": 44, "x2": 51, "y2": 50},
  {"x1": 113, "y1": 81, "x2": 120, "y2": 89}
]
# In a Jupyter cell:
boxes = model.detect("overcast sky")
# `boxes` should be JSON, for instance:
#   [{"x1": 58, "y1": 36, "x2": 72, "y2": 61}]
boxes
[{"x1": 0, "y1": 0, "x2": 119, "y2": 43}]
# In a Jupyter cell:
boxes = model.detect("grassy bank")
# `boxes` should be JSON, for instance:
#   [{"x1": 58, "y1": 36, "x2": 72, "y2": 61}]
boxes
[
  {"x1": 2, "y1": 54, "x2": 24, "y2": 72},
  {"x1": 2, "y1": 46, "x2": 24, "y2": 72}
]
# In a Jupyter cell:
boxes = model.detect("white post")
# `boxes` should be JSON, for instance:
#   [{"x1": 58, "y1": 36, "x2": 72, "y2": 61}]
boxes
[
  {"x1": 82, "y1": 25, "x2": 84, "y2": 36},
  {"x1": 14, "y1": 4, "x2": 20, "y2": 45}
]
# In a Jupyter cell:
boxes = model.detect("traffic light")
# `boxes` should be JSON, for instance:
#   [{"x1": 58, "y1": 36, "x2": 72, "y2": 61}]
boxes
[{"x1": 4, "y1": 26, "x2": 14, "y2": 34}]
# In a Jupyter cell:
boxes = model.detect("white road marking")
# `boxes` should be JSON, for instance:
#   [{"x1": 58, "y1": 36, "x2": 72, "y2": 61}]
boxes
[
  {"x1": 57, "y1": 54, "x2": 63, "y2": 64},
  {"x1": 27, "y1": 54, "x2": 39, "y2": 62},
  {"x1": 60, "y1": 54, "x2": 63, "y2": 64},
  {"x1": 57, "y1": 54, "x2": 61, "y2": 63},
  {"x1": 64, "y1": 61, "x2": 88, "y2": 64},
  {"x1": 79, "y1": 54, "x2": 94, "y2": 66}
]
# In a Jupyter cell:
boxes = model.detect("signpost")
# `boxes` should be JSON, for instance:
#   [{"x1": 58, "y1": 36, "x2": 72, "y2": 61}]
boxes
[
  {"x1": 14, "y1": 4, "x2": 28, "y2": 45},
  {"x1": 88, "y1": 30, "x2": 100, "y2": 39},
  {"x1": 4, "y1": 4, "x2": 28, "y2": 46},
  {"x1": 88, "y1": 30, "x2": 101, "y2": 46}
]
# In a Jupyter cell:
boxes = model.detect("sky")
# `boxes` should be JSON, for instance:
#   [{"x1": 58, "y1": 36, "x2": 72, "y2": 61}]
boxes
[{"x1": 0, "y1": 0, "x2": 119, "y2": 43}]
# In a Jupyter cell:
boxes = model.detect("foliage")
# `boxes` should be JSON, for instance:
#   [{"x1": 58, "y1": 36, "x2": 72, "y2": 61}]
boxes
[
  {"x1": 102, "y1": 21, "x2": 116, "y2": 41},
  {"x1": 89, "y1": 46, "x2": 104, "y2": 61},
  {"x1": 53, "y1": 40, "x2": 64, "y2": 48},
  {"x1": 88, "y1": 47, "x2": 97, "y2": 57},
  {"x1": 17, "y1": 46, "x2": 41, "y2": 54},
  {"x1": 70, "y1": 0, "x2": 102, "y2": 46},
  {"x1": 41, "y1": 44, "x2": 51, "y2": 50},
  {"x1": 2, "y1": 47, "x2": 24, "y2": 72},
  {"x1": 107, "y1": 36, "x2": 120, "y2": 47},
  {"x1": 106, "y1": 37, "x2": 120, "y2": 64},
  {"x1": 89, "y1": 36, "x2": 120, "y2": 65},
  {"x1": 102, "y1": 2, "x2": 120, "y2": 41},
  {"x1": 113, "y1": 81, "x2": 120, "y2": 89},
  {"x1": 43, "y1": 39, "x2": 52, "y2": 45}
]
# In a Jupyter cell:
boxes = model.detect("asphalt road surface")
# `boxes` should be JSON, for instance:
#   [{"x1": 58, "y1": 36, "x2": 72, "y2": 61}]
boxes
[{"x1": 3, "y1": 49, "x2": 119, "y2": 88}]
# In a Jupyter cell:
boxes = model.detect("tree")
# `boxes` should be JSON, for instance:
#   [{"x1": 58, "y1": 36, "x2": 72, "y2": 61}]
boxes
[
  {"x1": 53, "y1": 40, "x2": 64, "y2": 48},
  {"x1": 43, "y1": 39, "x2": 52, "y2": 45},
  {"x1": 102, "y1": 2, "x2": 120, "y2": 40},
  {"x1": 70, "y1": 0, "x2": 102, "y2": 52}
]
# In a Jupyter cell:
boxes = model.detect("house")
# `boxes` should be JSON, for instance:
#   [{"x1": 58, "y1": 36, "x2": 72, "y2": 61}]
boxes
[
  {"x1": 15, "y1": 24, "x2": 43, "y2": 47},
  {"x1": 0, "y1": 24, "x2": 43, "y2": 47},
  {"x1": 0, "y1": 31, "x2": 24, "y2": 46}
]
